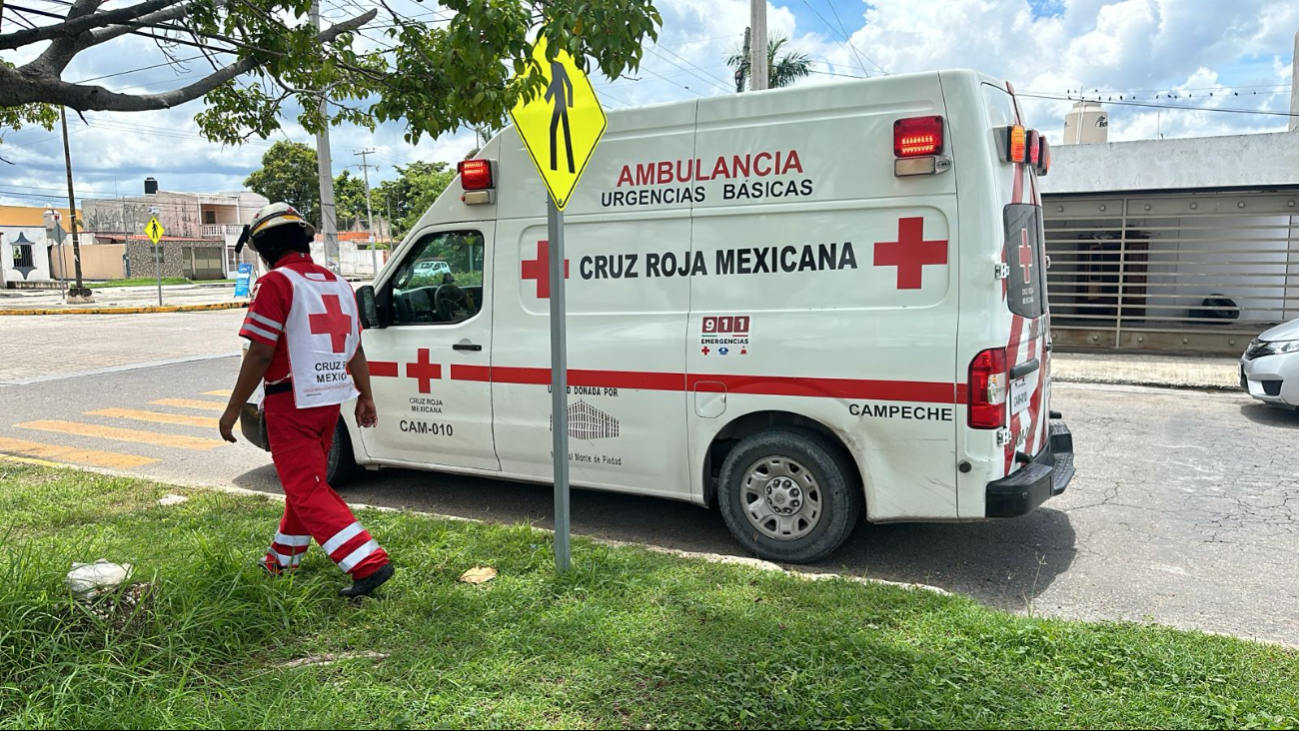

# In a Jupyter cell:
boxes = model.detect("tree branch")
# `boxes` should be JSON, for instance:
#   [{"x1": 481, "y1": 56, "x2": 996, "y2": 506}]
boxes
[
  {"x1": 31, "y1": 0, "x2": 104, "y2": 75},
  {"x1": 0, "y1": 9, "x2": 375, "y2": 111},
  {"x1": 86, "y1": 0, "x2": 224, "y2": 46},
  {"x1": 0, "y1": 0, "x2": 180, "y2": 50}
]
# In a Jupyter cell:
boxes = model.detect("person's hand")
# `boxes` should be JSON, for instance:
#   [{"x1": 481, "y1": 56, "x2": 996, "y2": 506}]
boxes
[
  {"x1": 219, "y1": 406, "x2": 239, "y2": 443},
  {"x1": 355, "y1": 395, "x2": 378, "y2": 428}
]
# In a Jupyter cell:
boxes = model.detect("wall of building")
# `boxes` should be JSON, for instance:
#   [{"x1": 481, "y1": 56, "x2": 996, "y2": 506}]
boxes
[
  {"x1": 83, "y1": 191, "x2": 267, "y2": 240},
  {"x1": 1, "y1": 227, "x2": 53, "y2": 285},
  {"x1": 1041, "y1": 132, "x2": 1299, "y2": 196},
  {"x1": 50, "y1": 243, "x2": 126, "y2": 280},
  {"x1": 0, "y1": 206, "x2": 78, "y2": 227},
  {"x1": 123, "y1": 239, "x2": 226, "y2": 280}
]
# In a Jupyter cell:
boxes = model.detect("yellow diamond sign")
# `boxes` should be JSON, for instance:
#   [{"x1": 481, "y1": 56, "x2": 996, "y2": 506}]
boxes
[
  {"x1": 145, "y1": 216, "x2": 165, "y2": 246},
  {"x1": 509, "y1": 36, "x2": 607, "y2": 211}
]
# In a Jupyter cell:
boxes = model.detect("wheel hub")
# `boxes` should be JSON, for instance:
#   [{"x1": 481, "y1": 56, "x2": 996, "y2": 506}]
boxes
[
  {"x1": 740, "y1": 455, "x2": 823, "y2": 542},
  {"x1": 764, "y1": 477, "x2": 803, "y2": 515}
]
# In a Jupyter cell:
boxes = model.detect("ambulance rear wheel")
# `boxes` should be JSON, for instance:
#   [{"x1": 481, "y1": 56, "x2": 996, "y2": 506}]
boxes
[
  {"x1": 718, "y1": 428, "x2": 861, "y2": 564},
  {"x1": 326, "y1": 418, "x2": 358, "y2": 488}
]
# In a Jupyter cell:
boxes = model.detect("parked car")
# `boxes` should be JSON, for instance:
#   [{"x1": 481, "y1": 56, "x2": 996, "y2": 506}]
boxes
[
  {"x1": 1240, "y1": 319, "x2": 1299, "y2": 408},
  {"x1": 413, "y1": 259, "x2": 451, "y2": 278}
]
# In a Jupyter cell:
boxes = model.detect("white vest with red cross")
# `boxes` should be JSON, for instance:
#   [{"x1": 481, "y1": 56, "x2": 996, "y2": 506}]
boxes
[{"x1": 279, "y1": 267, "x2": 361, "y2": 408}]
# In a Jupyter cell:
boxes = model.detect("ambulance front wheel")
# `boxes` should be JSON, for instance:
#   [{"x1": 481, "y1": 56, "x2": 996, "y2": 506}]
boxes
[
  {"x1": 326, "y1": 418, "x2": 359, "y2": 488},
  {"x1": 717, "y1": 427, "x2": 862, "y2": 564}
]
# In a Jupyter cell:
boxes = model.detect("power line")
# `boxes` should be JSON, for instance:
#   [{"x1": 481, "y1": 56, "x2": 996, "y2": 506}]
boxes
[
  {"x1": 797, "y1": 0, "x2": 878, "y2": 77},
  {"x1": 1017, "y1": 92, "x2": 1299, "y2": 118},
  {"x1": 808, "y1": 66, "x2": 867, "y2": 80},
  {"x1": 649, "y1": 42, "x2": 732, "y2": 88},
  {"x1": 644, "y1": 47, "x2": 732, "y2": 94},
  {"x1": 822, "y1": 0, "x2": 879, "y2": 77},
  {"x1": 1029, "y1": 83, "x2": 1292, "y2": 98},
  {"x1": 635, "y1": 63, "x2": 708, "y2": 97},
  {"x1": 72, "y1": 55, "x2": 211, "y2": 84}
]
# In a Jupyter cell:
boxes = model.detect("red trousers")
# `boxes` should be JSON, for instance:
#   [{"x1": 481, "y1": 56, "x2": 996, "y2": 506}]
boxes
[{"x1": 263, "y1": 392, "x2": 389, "y2": 579}]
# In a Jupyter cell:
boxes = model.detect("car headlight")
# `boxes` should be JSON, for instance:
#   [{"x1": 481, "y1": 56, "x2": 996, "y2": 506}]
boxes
[{"x1": 1254, "y1": 340, "x2": 1299, "y2": 357}]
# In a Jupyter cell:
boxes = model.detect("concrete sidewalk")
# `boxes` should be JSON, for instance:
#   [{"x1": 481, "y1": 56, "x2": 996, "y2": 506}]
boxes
[
  {"x1": 0, "y1": 283, "x2": 244, "y2": 314},
  {"x1": 1052, "y1": 351, "x2": 1240, "y2": 391}
]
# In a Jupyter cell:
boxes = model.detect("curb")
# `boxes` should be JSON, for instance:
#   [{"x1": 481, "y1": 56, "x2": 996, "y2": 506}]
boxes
[
  {"x1": 0, "y1": 301, "x2": 247, "y2": 316},
  {"x1": 1053, "y1": 375, "x2": 1239, "y2": 392}
]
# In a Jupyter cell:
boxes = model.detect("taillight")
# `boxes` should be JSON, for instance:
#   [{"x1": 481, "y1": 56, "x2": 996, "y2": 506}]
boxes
[
  {"x1": 458, "y1": 159, "x2": 493, "y2": 191},
  {"x1": 968, "y1": 347, "x2": 1008, "y2": 429},
  {"x1": 1007, "y1": 125, "x2": 1027, "y2": 164},
  {"x1": 894, "y1": 116, "x2": 944, "y2": 157},
  {"x1": 1027, "y1": 130, "x2": 1040, "y2": 166},
  {"x1": 1037, "y1": 137, "x2": 1051, "y2": 176}
]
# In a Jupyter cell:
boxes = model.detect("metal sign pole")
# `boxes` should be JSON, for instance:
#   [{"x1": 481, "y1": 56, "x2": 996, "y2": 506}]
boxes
[
  {"x1": 154, "y1": 244, "x2": 162, "y2": 306},
  {"x1": 547, "y1": 197, "x2": 571, "y2": 573}
]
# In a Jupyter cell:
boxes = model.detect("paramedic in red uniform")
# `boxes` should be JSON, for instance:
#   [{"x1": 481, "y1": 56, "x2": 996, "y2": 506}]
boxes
[{"x1": 218, "y1": 203, "x2": 395, "y2": 598}]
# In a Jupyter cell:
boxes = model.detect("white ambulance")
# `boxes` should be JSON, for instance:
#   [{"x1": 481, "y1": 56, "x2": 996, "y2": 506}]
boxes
[{"x1": 242, "y1": 70, "x2": 1075, "y2": 563}]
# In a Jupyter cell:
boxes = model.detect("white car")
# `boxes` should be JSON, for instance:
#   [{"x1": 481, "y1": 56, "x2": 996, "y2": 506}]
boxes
[{"x1": 1241, "y1": 319, "x2": 1299, "y2": 408}]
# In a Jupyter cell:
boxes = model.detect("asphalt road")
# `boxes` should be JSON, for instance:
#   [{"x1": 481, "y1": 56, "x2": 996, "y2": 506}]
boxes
[{"x1": 0, "y1": 343, "x2": 1295, "y2": 646}]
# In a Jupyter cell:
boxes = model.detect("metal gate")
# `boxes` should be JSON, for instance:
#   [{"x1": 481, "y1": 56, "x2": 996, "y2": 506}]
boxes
[
  {"x1": 185, "y1": 246, "x2": 225, "y2": 281},
  {"x1": 1043, "y1": 191, "x2": 1299, "y2": 354}
]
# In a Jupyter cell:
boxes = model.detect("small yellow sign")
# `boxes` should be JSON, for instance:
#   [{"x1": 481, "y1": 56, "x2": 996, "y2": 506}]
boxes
[
  {"x1": 508, "y1": 36, "x2": 608, "y2": 210},
  {"x1": 145, "y1": 216, "x2": 165, "y2": 246}
]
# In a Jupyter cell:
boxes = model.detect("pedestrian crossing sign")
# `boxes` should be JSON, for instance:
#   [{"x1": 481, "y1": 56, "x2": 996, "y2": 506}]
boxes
[
  {"x1": 509, "y1": 36, "x2": 607, "y2": 211},
  {"x1": 145, "y1": 216, "x2": 165, "y2": 246}
]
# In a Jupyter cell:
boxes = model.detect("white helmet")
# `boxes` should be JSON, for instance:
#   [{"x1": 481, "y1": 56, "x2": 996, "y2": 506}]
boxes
[{"x1": 235, "y1": 202, "x2": 315, "y2": 253}]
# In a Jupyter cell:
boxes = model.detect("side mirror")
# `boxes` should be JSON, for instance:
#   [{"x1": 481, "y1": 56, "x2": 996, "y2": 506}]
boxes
[{"x1": 356, "y1": 285, "x2": 381, "y2": 329}]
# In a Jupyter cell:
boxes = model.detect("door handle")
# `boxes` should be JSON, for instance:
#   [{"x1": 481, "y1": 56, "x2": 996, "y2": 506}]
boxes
[
  {"x1": 453, "y1": 343, "x2": 483, "y2": 352},
  {"x1": 1010, "y1": 358, "x2": 1040, "y2": 379}
]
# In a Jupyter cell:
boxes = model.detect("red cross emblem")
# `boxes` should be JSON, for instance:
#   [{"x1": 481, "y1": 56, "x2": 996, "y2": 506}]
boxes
[
  {"x1": 406, "y1": 348, "x2": 442, "y2": 394},
  {"x1": 701, "y1": 346, "x2": 710, "y2": 356},
  {"x1": 309, "y1": 294, "x2": 352, "y2": 353},
  {"x1": 521, "y1": 240, "x2": 570, "y2": 299},
  {"x1": 873, "y1": 217, "x2": 948, "y2": 290},
  {"x1": 1018, "y1": 229, "x2": 1034, "y2": 285}
]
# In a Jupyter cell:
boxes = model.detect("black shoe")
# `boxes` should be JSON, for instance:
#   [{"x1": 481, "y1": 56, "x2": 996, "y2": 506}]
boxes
[{"x1": 339, "y1": 564, "x2": 395, "y2": 598}]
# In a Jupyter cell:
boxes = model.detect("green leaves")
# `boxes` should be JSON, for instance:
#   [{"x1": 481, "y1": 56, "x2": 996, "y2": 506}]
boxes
[{"x1": 243, "y1": 141, "x2": 322, "y2": 226}]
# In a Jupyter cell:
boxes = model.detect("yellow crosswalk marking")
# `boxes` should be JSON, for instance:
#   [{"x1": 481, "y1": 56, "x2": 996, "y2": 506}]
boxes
[
  {"x1": 0, "y1": 436, "x2": 157, "y2": 469},
  {"x1": 87, "y1": 408, "x2": 219, "y2": 429},
  {"x1": 203, "y1": 390, "x2": 233, "y2": 397},
  {"x1": 151, "y1": 398, "x2": 227, "y2": 412},
  {"x1": 16, "y1": 420, "x2": 227, "y2": 451}
]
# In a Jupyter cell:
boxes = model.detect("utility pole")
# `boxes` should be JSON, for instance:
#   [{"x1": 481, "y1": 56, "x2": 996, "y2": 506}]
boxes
[
  {"x1": 736, "y1": 27, "x2": 751, "y2": 92},
  {"x1": 749, "y1": 0, "x2": 769, "y2": 91},
  {"x1": 354, "y1": 149, "x2": 378, "y2": 276},
  {"x1": 60, "y1": 107, "x2": 92, "y2": 302},
  {"x1": 385, "y1": 191, "x2": 394, "y2": 246},
  {"x1": 311, "y1": 1, "x2": 340, "y2": 274}
]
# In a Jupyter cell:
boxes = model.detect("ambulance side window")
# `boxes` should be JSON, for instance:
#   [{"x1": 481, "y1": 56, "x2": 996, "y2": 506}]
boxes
[{"x1": 389, "y1": 230, "x2": 486, "y2": 325}]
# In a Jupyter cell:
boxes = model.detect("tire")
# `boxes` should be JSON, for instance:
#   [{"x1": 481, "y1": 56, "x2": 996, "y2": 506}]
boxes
[
  {"x1": 326, "y1": 418, "x2": 359, "y2": 488},
  {"x1": 717, "y1": 427, "x2": 863, "y2": 564}
]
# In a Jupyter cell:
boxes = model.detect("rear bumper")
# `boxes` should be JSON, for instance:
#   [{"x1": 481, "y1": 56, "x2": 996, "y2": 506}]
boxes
[
  {"x1": 239, "y1": 400, "x2": 269, "y2": 451},
  {"x1": 985, "y1": 421, "x2": 1075, "y2": 518}
]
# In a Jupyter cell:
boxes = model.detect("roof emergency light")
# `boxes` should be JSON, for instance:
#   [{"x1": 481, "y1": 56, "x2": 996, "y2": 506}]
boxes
[
  {"x1": 1036, "y1": 137, "x2": 1051, "y2": 176},
  {"x1": 1027, "y1": 130, "x2": 1040, "y2": 166},
  {"x1": 458, "y1": 159, "x2": 495, "y2": 205},
  {"x1": 1007, "y1": 125, "x2": 1027, "y2": 164},
  {"x1": 894, "y1": 116, "x2": 944, "y2": 158}
]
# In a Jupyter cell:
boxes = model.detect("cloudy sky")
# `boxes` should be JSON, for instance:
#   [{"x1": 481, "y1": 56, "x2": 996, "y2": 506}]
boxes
[{"x1": 2, "y1": 0, "x2": 1297, "y2": 208}]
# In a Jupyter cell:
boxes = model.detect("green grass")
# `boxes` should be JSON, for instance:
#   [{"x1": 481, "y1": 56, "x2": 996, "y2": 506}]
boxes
[
  {"x1": 88, "y1": 278, "x2": 234, "y2": 288},
  {"x1": 0, "y1": 462, "x2": 1295, "y2": 730}
]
